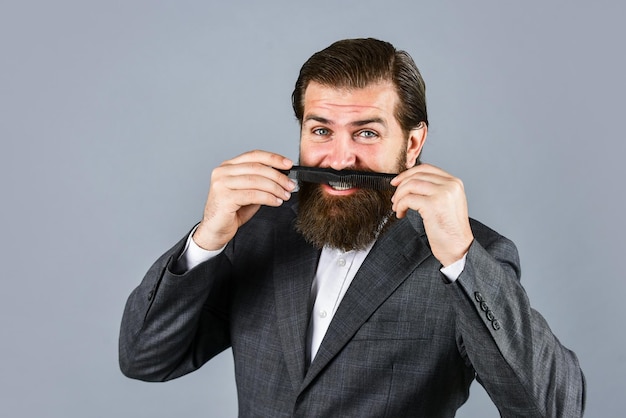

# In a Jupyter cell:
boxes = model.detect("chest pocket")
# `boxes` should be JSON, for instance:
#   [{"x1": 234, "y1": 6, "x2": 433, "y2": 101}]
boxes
[{"x1": 352, "y1": 320, "x2": 434, "y2": 341}]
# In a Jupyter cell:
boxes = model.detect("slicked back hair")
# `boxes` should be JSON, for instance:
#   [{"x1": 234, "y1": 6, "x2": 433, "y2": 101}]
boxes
[{"x1": 292, "y1": 38, "x2": 428, "y2": 138}]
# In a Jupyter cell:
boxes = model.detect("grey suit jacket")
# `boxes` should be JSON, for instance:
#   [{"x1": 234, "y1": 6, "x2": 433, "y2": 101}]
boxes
[{"x1": 119, "y1": 195, "x2": 585, "y2": 417}]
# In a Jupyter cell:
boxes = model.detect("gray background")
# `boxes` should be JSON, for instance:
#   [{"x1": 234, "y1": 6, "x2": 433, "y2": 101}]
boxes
[{"x1": 1, "y1": 1, "x2": 623, "y2": 417}]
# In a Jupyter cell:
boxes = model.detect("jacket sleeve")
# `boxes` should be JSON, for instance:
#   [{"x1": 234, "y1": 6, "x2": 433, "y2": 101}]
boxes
[
  {"x1": 449, "y1": 234, "x2": 586, "y2": 417},
  {"x1": 118, "y1": 233, "x2": 233, "y2": 382}
]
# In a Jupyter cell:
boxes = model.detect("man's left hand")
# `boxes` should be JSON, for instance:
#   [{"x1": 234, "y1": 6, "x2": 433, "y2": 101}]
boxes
[{"x1": 391, "y1": 163, "x2": 474, "y2": 267}]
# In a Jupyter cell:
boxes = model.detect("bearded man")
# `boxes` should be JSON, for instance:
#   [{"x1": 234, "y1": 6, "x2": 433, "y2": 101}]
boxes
[{"x1": 119, "y1": 38, "x2": 585, "y2": 417}]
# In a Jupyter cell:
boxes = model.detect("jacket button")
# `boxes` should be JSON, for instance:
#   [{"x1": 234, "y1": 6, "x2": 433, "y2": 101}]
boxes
[
  {"x1": 480, "y1": 301, "x2": 489, "y2": 312},
  {"x1": 474, "y1": 292, "x2": 484, "y2": 302},
  {"x1": 492, "y1": 320, "x2": 501, "y2": 330},
  {"x1": 486, "y1": 310, "x2": 495, "y2": 321}
]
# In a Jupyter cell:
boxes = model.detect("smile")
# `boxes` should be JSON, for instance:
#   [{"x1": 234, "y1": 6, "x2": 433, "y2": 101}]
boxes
[{"x1": 328, "y1": 181, "x2": 354, "y2": 191}]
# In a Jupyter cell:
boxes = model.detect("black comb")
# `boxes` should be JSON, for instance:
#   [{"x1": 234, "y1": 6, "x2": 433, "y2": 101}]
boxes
[{"x1": 280, "y1": 166, "x2": 396, "y2": 191}]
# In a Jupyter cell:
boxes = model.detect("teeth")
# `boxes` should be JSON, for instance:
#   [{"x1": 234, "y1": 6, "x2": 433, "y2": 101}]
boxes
[{"x1": 329, "y1": 181, "x2": 353, "y2": 190}]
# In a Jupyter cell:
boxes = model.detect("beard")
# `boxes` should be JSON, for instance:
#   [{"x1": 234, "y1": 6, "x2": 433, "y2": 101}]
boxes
[{"x1": 295, "y1": 155, "x2": 406, "y2": 252}]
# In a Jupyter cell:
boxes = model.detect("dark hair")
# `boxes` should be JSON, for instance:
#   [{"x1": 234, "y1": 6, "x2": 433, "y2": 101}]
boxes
[{"x1": 291, "y1": 38, "x2": 428, "y2": 136}]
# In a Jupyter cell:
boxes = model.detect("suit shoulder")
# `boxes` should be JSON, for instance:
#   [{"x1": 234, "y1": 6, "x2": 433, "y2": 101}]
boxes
[{"x1": 469, "y1": 218, "x2": 513, "y2": 249}]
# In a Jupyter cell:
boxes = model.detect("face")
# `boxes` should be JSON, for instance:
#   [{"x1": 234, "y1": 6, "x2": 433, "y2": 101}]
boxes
[
  {"x1": 295, "y1": 81, "x2": 427, "y2": 251},
  {"x1": 299, "y1": 80, "x2": 425, "y2": 195}
]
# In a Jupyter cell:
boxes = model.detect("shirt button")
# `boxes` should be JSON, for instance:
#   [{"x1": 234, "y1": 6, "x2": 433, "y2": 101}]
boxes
[
  {"x1": 319, "y1": 310, "x2": 327, "y2": 318},
  {"x1": 337, "y1": 258, "x2": 346, "y2": 267}
]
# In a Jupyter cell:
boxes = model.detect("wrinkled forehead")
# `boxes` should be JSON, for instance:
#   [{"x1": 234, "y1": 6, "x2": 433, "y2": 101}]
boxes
[{"x1": 302, "y1": 81, "x2": 400, "y2": 120}]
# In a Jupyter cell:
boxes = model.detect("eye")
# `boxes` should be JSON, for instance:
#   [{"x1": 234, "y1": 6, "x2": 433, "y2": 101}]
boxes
[
  {"x1": 312, "y1": 127, "x2": 331, "y2": 136},
  {"x1": 355, "y1": 130, "x2": 379, "y2": 142}
]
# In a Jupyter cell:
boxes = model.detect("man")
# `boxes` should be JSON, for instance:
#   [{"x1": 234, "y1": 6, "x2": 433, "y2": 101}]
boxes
[{"x1": 119, "y1": 38, "x2": 585, "y2": 417}]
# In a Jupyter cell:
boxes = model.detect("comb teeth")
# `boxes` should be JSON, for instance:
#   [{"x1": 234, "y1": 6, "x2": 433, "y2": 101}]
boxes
[{"x1": 280, "y1": 166, "x2": 396, "y2": 191}]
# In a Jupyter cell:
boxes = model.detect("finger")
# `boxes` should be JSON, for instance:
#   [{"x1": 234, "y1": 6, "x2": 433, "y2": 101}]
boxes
[
  {"x1": 392, "y1": 193, "x2": 429, "y2": 219},
  {"x1": 393, "y1": 172, "x2": 453, "y2": 191},
  {"x1": 222, "y1": 172, "x2": 294, "y2": 202},
  {"x1": 216, "y1": 162, "x2": 296, "y2": 193},
  {"x1": 228, "y1": 188, "x2": 289, "y2": 209},
  {"x1": 391, "y1": 177, "x2": 441, "y2": 205},
  {"x1": 393, "y1": 181, "x2": 466, "y2": 220},
  {"x1": 225, "y1": 149, "x2": 293, "y2": 171},
  {"x1": 391, "y1": 163, "x2": 453, "y2": 185}
]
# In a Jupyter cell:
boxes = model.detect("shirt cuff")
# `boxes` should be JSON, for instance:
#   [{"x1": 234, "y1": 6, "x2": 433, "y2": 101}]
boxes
[
  {"x1": 440, "y1": 253, "x2": 467, "y2": 283},
  {"x1": 177, "y1": 225, "x2": 226, "y2": 272}
]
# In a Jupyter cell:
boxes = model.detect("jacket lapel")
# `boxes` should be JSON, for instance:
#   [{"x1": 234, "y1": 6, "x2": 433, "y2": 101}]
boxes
[
  {"x1": 273, "y1": 216, "x2": 320, "y2": 392},
  {"x1": 300, "y1": 212, "x2": 432, "y2": 391}
]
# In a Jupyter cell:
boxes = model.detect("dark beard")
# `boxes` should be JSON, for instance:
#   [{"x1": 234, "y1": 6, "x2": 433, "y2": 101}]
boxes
[{"x1": 295, "y1": 178, "x2": 396, "y2": 252}]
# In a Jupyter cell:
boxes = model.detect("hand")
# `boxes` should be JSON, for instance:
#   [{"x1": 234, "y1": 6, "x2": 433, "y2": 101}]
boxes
[
  {"x1": 193, "y1": 150, "x2": 295, "y2": 251},
  {"x1": 391, "y1": 164, "x2": 474, "y2": 267}
]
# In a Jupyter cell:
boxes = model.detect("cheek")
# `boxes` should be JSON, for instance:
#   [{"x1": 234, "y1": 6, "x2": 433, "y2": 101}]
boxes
[
  {"x1": 299, "y1": 143, "x2": 324, "y2": 166},
  {"x1": 363, "y1": 147, "x2": 401, "y2": 172}
]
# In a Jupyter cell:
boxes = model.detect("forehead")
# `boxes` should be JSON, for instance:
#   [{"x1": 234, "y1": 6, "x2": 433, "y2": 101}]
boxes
[{"x1": 302, "y1": 81, "x2": 399, "y2": 118}]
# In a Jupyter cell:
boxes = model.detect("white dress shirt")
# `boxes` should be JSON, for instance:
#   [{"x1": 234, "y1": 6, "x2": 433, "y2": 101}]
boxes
[
  {"x1": 179, "y1": 228, "x2": 466, "y2": 363},
  {"x1": 306, "y1": 244, "x2": 374, "y2": 362}
]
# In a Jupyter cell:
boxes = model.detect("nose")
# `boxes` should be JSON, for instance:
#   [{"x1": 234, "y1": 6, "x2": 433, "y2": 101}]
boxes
[{"x1": 326, "y1": 136, "x2": 356, "y2": 170}]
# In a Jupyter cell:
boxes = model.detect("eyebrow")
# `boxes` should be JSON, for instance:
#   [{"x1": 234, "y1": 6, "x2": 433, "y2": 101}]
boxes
[
  {"x1": 303, "y1": 115, "x2": 331, "y2": 124},
  {"x1": 350, "y1": 118, "x2": 386, "y2": 128},
  {"x1": 303, "y1": 115, "x2": 387, "y2": 128}
]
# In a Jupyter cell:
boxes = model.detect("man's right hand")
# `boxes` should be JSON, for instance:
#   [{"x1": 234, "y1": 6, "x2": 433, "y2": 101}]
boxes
[{"x1": 192, "y1": 150, "x2": 295, "y2": 251}]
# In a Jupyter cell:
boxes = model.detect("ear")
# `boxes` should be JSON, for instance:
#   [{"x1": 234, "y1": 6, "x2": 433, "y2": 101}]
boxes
[{"x1": 405, "y1": 122, "x2": 427, "y2": 168}]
